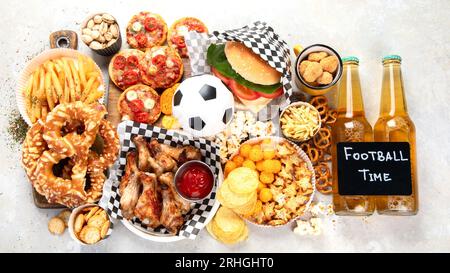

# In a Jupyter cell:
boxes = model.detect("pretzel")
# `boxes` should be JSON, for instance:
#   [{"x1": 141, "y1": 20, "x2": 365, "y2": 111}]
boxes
[
  {"x1": 325, "y1": 109, "x2": 337, "y2": 125},
  {"x1": 87, "y1": 119, "x2": 120, "y2": 174},
  {"x1": 313, "y1": 127, "x2": 331, "y2": 149},
  {"x1": 314, "y1": 162, "x2": 330, "y2": 179},
  {"x1": 306, "y1": 146, "x2": 320, "y2": 165},
  {"x1": 22, "y1": 102, "x2": 119, "y2": 208},
  {"x1": 309, "y1": 95, "x2": 329, "y2": 119},
  {"x1": 316, "y1": 176, "x2": 332, "y2": 194},
  {"x1": 43, "y1": 102, "x2": 106, "y2": 157}
]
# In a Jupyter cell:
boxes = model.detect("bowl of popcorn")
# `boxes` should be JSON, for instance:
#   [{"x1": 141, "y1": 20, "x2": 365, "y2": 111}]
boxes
[
  {"x1": 294, "y1": 44, "x2": 343, "y2": 95},
  {"x1": 81, "y1": 12, "x2": 122, "y2": 56},
  {"x1": 280, "y1": 102, "x2": 321, "y2": 143},
  {"x1": 68, "y1": 204, "x2": 112, "y2": 245}
]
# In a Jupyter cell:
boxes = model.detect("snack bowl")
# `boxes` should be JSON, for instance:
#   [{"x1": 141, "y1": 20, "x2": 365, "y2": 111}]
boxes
[
  {"x1": 16, "y1": 48, "x2": 106, "y2": 125},
  {"x1": 279, "y1": 102, "x2": 322, "y2": 143},
  {"x1": 174, "y1": 160, "x2": 215, "y2": 202},
  {"x1": 294, "y1": 44, "x2": 343, "y2": 95},
  {"x1": 226, "y1": 136, "x2": 316, "y2": 228},
  {"x1": 80, "y1": 12, "x2": 122, "y2": 56},
  {"x1": 68, "y1": 204, "x2": 112, "y2": 245}
]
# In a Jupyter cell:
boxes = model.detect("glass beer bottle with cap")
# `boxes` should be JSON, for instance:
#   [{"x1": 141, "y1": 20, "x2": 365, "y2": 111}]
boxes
[
  {"x1": 374, "y1": 55, "x2": 418, "y2": 215},
  {"x1": 331, "y1": 56, "x2": 375, "y2": 216}
]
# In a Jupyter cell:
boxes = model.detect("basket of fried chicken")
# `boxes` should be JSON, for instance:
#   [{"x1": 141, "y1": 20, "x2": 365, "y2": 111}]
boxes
[{"x1": 100, "y1": 120, "x2": 222, "y2": 242}]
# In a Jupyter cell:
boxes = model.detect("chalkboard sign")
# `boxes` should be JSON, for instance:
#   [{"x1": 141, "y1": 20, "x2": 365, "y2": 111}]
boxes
[{"x1": 337, "y1": 142, "x2": 412, "y2": 196}]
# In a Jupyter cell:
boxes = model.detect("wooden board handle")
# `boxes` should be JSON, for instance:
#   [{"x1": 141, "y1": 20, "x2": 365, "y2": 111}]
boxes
[{"x1": 49, "y1": 30, "x2": 78, "y2": 49}]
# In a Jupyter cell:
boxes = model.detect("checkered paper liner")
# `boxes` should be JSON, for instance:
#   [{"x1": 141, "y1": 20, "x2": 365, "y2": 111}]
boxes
[
  {"x1": 99, "y1": 120, "x2": 222, "y2": 240},
  {"x1": 185, "y1": 21, "x2": 293, "y2": 120}
]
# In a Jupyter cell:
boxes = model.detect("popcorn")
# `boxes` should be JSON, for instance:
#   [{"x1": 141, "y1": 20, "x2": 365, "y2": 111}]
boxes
[
  {"x1": 214, "y1": 111, "x2": 274, "y2": 163},
  {"x1": 294, "y1": 218, "x2": 322, "y2": 236}
]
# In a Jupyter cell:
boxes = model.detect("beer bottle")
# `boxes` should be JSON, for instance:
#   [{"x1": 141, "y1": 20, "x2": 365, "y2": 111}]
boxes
[
  {"x1": 331, "y1": 57, "x2": 375, "y2": 216},
  {"x1": 374, "y1": 55, "x2": 418, "y2": 215}
]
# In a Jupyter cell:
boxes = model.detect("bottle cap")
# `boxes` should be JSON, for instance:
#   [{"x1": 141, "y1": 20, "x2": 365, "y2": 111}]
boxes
[
  {"x1": 383, "y1": 55, "x2": 402, "y2": 63},
  {"x1": 341, "y1": 56, "x2": 359, "y2": 64}
]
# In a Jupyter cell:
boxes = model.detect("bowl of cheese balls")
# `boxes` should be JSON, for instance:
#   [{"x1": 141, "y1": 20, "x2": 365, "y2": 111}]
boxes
[{"x1": 294, "y1": 44, "x2": 343, "y2": 95}]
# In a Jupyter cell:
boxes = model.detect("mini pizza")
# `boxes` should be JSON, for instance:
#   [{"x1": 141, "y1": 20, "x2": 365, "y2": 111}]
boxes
[
  {"x1": 140, "y1": 46, "x2": 183, "y2": 89},
  {"x1": 126, "y1": 11, "x2": 168, "y2": 50},
  {"x1": 109, "y1": 49, "x2": 145, "y2": 90},
  {"x1": 168, "y1": 17, "x2": 208, "y2": 58},
  {"x1": 118, "y1": 84, "x2": 161, "y2": 124}
]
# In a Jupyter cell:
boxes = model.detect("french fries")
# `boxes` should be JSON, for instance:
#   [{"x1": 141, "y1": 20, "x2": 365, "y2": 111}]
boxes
[{"x1": 22, "y1": 54, "x2": 104, "y2": 123}]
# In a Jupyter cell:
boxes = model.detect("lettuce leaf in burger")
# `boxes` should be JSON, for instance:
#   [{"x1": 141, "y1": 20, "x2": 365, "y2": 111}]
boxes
[{"x1": 207, "y1": 42, "x2": 283, "y2": 101}]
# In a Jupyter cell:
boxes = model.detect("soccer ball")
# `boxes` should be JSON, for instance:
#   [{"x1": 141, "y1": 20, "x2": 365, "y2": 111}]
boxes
[{"x1": 172, "y1": 74, "x2": 234, "y2": 137}]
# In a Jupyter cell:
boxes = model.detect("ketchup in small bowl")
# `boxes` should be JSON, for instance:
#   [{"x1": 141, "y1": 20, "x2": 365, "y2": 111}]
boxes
[{"x1": 174, "y1": 161, "x2": 214, "y2": 201}]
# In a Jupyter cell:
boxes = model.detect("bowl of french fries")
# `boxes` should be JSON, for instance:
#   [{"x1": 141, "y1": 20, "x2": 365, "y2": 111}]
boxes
[
  {"x1": 279, "y1": 102, "x2": 322, "y2": 143},
  {"x1": 17, "y1": 48, "x2": 105, "y2": 125}
]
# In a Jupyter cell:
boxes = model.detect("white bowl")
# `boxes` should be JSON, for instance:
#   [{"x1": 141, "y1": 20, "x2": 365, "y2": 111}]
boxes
[{"x1": 68, "y1": 204, "x2": 112, "y2": 245}]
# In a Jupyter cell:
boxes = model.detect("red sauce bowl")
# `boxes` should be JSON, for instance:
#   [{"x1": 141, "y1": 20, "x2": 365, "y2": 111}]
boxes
[{"x1": 174, "y1": 160, "x2": 215, "y2": 202}]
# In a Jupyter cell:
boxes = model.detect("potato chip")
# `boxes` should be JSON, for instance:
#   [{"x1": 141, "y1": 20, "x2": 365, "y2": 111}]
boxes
[
  {"x1": 48, "y1": 217, "x2": 66, "y2": 235},
  {"x1": 100, "y1": 221, "x2": 110, "y2": 239},
  {"x1": 217, "y1": 180, "x2": 256, "y2": 208},
  {"x1": 79, "y1": 226, "x2": 101, "y2": 244},
  {"x1": 74, "y1": 213, "x2": 85, "y2": 234},
  {"x1": 232, "y1": 197, "x2": 257, "y2": 216},
  {"x1": 227, "y1": 167, "x2": 259, "y2": 194},
  {"x1": 57, "y1": 209, "x2": 71, "y2": 227},
  {"x1": 84, "y1": 206, "x2": 100, "y2": 221},
  {"x1": 214, "y1": 206, "x2": 245, "y2": 234},
  {"x1": 87, "y1": 215, "x2": 106, "y2": 229},
  {"x1": 211, "y1": 218, "x2": 248, "y2": 245}
]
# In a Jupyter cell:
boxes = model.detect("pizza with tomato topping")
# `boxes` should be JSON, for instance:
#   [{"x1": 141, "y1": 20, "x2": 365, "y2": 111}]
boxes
[
  {"x1": 168, "y1": 17, "x2": 208, "y2": 58},
  {"x1": 109, "y1": 49, "x2": 146, "y2": 90},
  {"x1": 118, "y1": 84, "x2": 161, "y2": 124},
  {"x1": 126, "y1": 11, "x2": 168, "y2": 50},
  {"x1": 140, "y1": 46, "x2": 183, "y2": 89}
]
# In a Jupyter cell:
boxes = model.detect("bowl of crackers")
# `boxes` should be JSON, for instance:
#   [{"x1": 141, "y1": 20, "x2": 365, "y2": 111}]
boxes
[
  {"x1": 68, "y1": 204, "x2": 112, "y2": 245},
  {"x1": 294, "y1": 44, "x2": 343, "y2": 95},
  {"x1": 280, "y1": 102, "x2": 322, "y2": 143}
]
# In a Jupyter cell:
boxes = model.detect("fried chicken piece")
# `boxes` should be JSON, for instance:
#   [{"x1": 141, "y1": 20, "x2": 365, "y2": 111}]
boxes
[
  {"x1": 159, "y1": 172, "x2": 191, "y2": 214},
  {"x1": 119, "y1": 152, "x2": 141, "y2": 220},
  {"x1": 148, "y1": 139, "x2": 201, "y2": 164},
  {"x1": 132, "y1": 135, "x2": 151, "y2": 172},
  {"x1": 134, "y1": 172, "x2": 161, "y2": 229},
  {"x1": 160, "y1": 187, "x2": 184, "y2": 234}
]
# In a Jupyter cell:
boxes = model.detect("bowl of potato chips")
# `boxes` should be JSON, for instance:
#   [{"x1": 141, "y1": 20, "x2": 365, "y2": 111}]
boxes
[
  {"x1": 220, "y1": 137, "x2": 315, "y2": 227},
  {"x1": 68, "y1": 204, "x2": 112, "y2": 245},
  {"x1": 17, "y1": 48, "x2": 105, "y2": 125}
]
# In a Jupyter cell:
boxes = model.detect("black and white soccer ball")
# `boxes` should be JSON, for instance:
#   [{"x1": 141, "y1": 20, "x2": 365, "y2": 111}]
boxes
[{"x1": 172, "y1": 74, "x2": 234, "y2": 137}]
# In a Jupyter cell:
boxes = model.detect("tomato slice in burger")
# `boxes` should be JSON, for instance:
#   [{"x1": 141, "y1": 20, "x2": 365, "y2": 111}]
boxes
[
  {"x1": 136, "y1": 33, "x2": 148, "y2": 48},
  {"x1": 211, "y1": 67, "x2": 230, "y2": 85},
  {"x1": 113, "y1": 55, "x2": 126, "y2": 70},
  {"x1": 134, "y1": 111, "x2": 149, "y2": 123},
  {"x1": 228, "y1": 80, "x2": 260, "y2": 101},
  {"x1": 122, "y1": 70, "x2": 140, "y2": 86},
  {"x1": 257, "y1": 87, "x2": 284, "y2": 99}
]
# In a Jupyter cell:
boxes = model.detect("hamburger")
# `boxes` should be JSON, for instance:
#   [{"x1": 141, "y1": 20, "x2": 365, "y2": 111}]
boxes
[{"x1": 207, "y1": 41, "x2": 283, "y2": 110}]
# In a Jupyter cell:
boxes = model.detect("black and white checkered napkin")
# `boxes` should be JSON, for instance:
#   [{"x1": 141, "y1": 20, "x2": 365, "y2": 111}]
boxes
[
  {"x1": 185, "y1": 21, "x2": 293, "y2": 120},
  {"x1": 99, "y1": 120, "x2": 221, "y2": 240}
]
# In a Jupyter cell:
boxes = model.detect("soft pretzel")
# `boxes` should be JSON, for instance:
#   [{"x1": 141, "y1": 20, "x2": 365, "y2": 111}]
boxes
[
  {"x1": 43, "y1": 102, "x2": 106, "y2": 157},
  {"x1": 22, "y1": 102, "x2": 119, "y2": 208},
  {"x1": 21, "y1": 121, "x2": 47, "y2": 192},
  {"x1": 87, "y1": 120, "x2": 120, "y2": 174}
]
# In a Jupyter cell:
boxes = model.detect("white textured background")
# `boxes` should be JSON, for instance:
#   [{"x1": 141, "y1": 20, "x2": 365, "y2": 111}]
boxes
[{"x1": 0, "y1": 0, "x2": 449, "y2": 252}]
